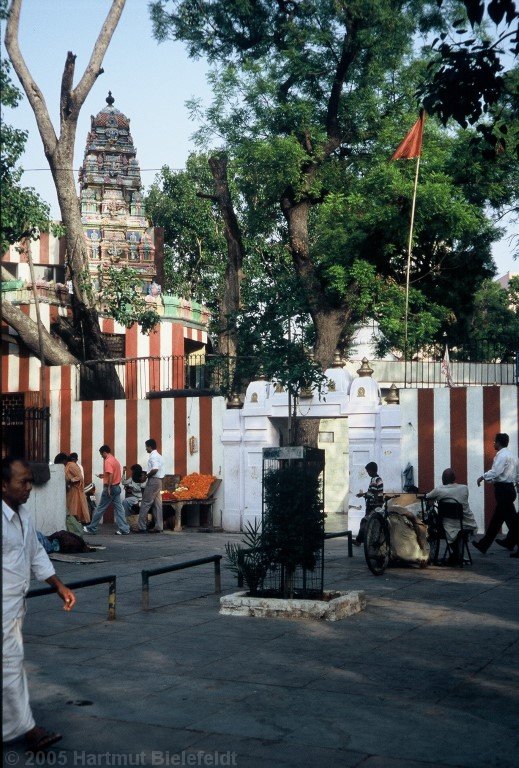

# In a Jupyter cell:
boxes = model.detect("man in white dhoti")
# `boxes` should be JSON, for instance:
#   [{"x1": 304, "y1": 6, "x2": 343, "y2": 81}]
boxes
[
  {"x1": 425, "y1": 468, "x2": 477, "y2": 564},
  {"x1": 2, "y1": 456, "x2": 76, "y2": 751}
]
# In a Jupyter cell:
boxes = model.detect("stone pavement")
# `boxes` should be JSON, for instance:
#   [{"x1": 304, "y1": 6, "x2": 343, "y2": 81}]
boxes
[{"x1": 3, "y1": 527, "x2": 518, "y2": 768}]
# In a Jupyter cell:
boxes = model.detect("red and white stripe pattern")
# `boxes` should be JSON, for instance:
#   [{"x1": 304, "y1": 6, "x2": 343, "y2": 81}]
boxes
[
  {"x1": 3, "y1": 233, "x2": 64, "y2": 266},
  {"x1": 2, "y1": 303, "x2": 69, "y2": 395},
  {"x1": 48, "y1": 385, "x2": 225, "y2": 488},
  {"x1": 2, "y1": 315, "x2": 207, "y2": 396},
  {"x1": 401, "y1": 386, "x2": 519, "y2": 531}
]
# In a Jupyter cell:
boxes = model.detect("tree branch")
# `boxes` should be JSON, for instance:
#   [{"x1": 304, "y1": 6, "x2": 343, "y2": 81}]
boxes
[
  {"x1": 324, "y1": 16, "x2": 360, "y2": 155},
  {"x1": 71, "y1": 0, "x2": 126, "y2": 116},
  {"x1": 5, "y1": 0, "x2": 58, "y2": 156},
  {"x1": 2, "y1": 265, "x2": 15, "y2": 281},
  {"x1": 196, "y1": 192, "x2": 218, "y2": 203},
  {"x1": 2, "y1": 300, "x2": 79, "y2": 365},
  {"x1": 60, "y1": 51, "x2": 76, "y2": 128}
]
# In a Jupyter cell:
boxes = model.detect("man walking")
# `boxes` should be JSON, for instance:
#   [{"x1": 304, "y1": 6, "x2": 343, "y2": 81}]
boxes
[
  {"x1": 84, "y1": 445, "x2": 130, "y2": 535},
  {"x1": 474, "y1": 433, "x2": 519, "y2": 555},
  {"x1": 137, "y1": 439, "x2": 164, "y2": 533},
  {"x1": 2, "y1": 456, "x2": 76, "y2": 751}
]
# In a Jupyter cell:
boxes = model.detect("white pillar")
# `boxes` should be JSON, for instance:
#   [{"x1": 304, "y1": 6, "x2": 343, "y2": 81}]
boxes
[{"x1": 221, "y1": 408, "x2": 245, "y2": 532}]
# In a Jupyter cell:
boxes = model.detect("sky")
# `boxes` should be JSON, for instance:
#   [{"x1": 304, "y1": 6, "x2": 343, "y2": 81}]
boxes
[{"x1": 1, "y1": 0, "x2": 517, "y2": 278}]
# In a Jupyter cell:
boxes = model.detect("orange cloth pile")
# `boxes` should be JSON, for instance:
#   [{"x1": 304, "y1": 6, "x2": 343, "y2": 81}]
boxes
[{"x1": 161, "y1": 473, "x2": 217, "y2": 501}]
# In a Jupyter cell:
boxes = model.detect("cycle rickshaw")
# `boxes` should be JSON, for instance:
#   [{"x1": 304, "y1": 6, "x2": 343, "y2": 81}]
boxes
[{"x1": 363, "y1": 493, "x2": 432, "y2": 576}]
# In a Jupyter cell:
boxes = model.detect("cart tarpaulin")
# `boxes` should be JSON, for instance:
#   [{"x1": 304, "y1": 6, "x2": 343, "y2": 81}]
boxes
[{"x1": 387, "y1": 495, "x2": 429, "y2": 563}]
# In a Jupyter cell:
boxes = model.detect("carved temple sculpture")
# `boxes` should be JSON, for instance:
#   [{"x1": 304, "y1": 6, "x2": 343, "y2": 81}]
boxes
[{"x1": 78, "y1": 92, "x2": 163, "y2": 290}]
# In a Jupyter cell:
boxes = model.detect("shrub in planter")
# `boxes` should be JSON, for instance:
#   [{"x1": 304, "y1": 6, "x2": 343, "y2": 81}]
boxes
[
  {"x1": 262, "y1": 461, "x2": 324, "y2": 598},
  {"x1": 224, "y1": 520, "x2": 268, "y2": 596}
]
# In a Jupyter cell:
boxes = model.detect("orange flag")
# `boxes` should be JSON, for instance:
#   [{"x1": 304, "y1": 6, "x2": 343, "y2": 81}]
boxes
[{"x1": 391, "y1": 111, "x2": 425, "y2": 160}]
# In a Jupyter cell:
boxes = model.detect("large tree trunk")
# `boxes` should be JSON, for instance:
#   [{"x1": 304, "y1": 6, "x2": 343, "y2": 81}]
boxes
[
  {"x1": 206, "y1": 154, "x2": 245, "y2": 396},
  {"x1": 281, "y1": 197, "x2": 351, "y2": 446},
  {"x1": 5, "y1": 0, "x2": 126, "y2": 398},
  {"x1": 208, "y1": 154, "x2": 244, "y2": 361}
]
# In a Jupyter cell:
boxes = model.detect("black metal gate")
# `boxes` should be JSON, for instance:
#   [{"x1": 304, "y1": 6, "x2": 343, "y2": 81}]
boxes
[{"x1": 1, "y1": 397, "x2": 50, "y2": 462}]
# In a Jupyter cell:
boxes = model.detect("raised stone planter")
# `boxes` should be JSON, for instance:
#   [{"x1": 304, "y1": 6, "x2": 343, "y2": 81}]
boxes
[{"x1": 220, "y1": 590, "x2": 366, "y2": 621}]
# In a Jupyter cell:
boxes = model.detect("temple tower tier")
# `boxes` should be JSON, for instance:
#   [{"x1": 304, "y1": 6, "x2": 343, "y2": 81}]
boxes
[{"x1": 78, "y1": 92, "x2": 162, "y2": 288}]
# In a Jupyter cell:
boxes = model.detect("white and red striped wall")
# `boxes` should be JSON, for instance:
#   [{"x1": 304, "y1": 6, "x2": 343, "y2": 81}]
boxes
[
  {"x1": 2, "y1": 312, "x2": 207, "y2": 398},
  {"x1": 48, "y1": 387, "x2": 225, "y2": 486},
  {"x1": 3, "y1": 232, "x2": 65, "y2": 269},
  {"x1": 400, "y1": 386, "x2": 519, "y2": 531}
]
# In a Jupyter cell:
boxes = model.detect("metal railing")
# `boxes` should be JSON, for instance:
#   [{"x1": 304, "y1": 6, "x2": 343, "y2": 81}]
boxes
[
  {"x1": 400, "y1": 340, "x2": 517, "y2": 388},
  {"x1": 1, "y1": 402, "x2": 50, "y2": 462},
  {"x1": 324, "y1": 530, "x2": 353, "y2": 557},
  {"x1": 77, "y1": 343, "x2": 517, "y2": 400},
  {"x1": 141, "y1": 555, "x2": 222, "y2": 610},
  {"x1": 78, "y1": 354, "x2": 256, "y2": 401},
  {"x1": 27, "y1": 574, "x2": 117, "y2": 620}
]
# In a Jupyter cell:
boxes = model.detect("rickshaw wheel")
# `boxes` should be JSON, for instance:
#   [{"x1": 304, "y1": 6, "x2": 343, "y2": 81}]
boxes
[{"x1": 364, "y1": 511, "x2": 390, "y2": 576}]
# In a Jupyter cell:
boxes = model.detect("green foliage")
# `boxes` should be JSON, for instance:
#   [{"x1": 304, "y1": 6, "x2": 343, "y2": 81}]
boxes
[
  {"x1": 144, "y1": 156, "x2": 227, "y2": 307},
  {"x1": 224, "y1": 519, "x2": 268, "y2": 596},
  {"x1": 468, "y1": 277, "x2": 519, "y2": 358},
  {"x1": 0, "y1": 60, "x2": 52, "y2": 254},
  {"x1": 262, "y1": 464, "x2": 324, "y2": 586},
  {"x1": 150, "y1": 0, "x2": 518, "y2": 360},
  {"x1": 420, "y1": 0, "x2": 518, "y2": 156},
  {"x1": 231, "y1": 254, "x2": 330, "y2": 396},
  {"x1": 374, "y1": 279, "x2": 449, "y2": 356},
  {"x1": 97, "y1": 265, "x2": 160, "y2": 334},
  {"x1": 225, "y1": 462, "x2": 325, "y2": 598}
]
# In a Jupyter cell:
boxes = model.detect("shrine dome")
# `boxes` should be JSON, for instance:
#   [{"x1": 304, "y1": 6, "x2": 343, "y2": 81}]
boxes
[
  {"x1": 324, "y1": 351, "x2": 353, "y2": 395},
  {"x1": 349, "y1": 358, "x2": 381, "y2": 405},
  {"x1": 91, "y1": 91, "x2": 130, "y2": 129},
  {"x1": 244, "y1": 368, "x2": 271, "y2": 407}
]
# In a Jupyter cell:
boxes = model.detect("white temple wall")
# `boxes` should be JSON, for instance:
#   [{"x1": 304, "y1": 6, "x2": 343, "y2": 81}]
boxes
[
  {"x1": 26, "y1": 464, "x2": 67, "y2": 535},
  {"x1": 221, "y1": 372, "x2": 401, "y2": 534},
  {"x1": 318, "y1": 418, "x2": 349, "y2": 528}
]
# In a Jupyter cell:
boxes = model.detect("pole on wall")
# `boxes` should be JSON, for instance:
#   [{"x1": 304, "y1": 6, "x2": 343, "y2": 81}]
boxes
[{"x1": 27, "y1": 240, "x2": 47, "y2": 408}]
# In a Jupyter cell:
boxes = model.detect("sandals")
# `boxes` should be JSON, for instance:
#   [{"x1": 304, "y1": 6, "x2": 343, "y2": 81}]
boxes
[{"x1": 25, "y1": 726, "x2": 63, "y2": 752}]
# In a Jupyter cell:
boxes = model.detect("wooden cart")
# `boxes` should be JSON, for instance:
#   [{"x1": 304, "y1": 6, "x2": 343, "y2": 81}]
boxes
[{"x1": 162, "y1": 475, "x2": 222, "y2": 532}]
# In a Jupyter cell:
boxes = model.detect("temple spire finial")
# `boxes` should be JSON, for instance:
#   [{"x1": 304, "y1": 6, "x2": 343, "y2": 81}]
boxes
[{"x1": 106, "y1": 91, "x2": 115, "y2": 106}]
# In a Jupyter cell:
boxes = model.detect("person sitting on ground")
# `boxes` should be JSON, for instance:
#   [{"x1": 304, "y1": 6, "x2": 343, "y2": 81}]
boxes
[
  {"x1": 354, "y1": 462, "x2": 384, "y2": 545},
  {"x1": 122, "y1": 464, "x2": 147, "y2": 518},
  {"x1": 425, "y1": 468, "x2": 477, "y2": 565}
]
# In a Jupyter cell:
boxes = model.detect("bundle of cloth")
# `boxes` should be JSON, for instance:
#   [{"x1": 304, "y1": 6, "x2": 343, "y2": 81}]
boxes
[{"x1": 385, "y1": 494, "x2": 429, "y2": 565}]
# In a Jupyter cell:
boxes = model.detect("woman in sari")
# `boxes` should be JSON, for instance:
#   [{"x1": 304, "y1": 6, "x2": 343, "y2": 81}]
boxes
[{"x1": 65, "y1": 454, "x2": 90, "y2": 523}]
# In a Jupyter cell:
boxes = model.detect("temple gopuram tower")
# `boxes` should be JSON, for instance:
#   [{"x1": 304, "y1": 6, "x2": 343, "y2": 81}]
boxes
[{"x1": 78, "y1": 92, "x2": 163, "y2": 288}]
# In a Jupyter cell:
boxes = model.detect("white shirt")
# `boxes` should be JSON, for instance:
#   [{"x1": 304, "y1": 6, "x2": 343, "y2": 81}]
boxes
[
  {"x1": 147, "y1": 449, "x2": 165, "y2": 479},
  {"x1": 483, "y1": 447, "x2": 519, "y2": 484},
  {"x1": 2, "y1": 501, "x2": 55, "y2": 620},
  {"x1": 425, "y1": 483, "x2": 477, "y2": 541}
]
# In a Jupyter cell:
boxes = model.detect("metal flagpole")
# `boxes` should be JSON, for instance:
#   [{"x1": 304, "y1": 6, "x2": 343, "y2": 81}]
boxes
[{"x1": 404, "y1": 153, "x2": 421, "y2": 388}]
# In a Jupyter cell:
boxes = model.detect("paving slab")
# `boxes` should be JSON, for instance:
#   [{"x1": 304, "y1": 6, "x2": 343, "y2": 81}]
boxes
[{"x1": 3, "y1": 526, "x2": 519, "y2": 767}]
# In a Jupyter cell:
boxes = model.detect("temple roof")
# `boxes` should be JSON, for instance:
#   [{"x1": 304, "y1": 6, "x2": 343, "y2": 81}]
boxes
[{"x1": 92, "y1": 91, "x2": 130, "y2": 130}]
